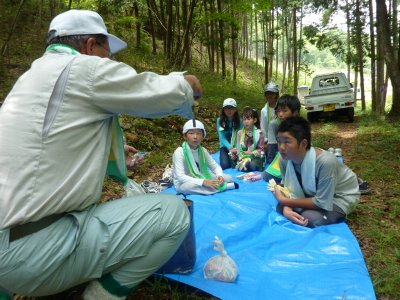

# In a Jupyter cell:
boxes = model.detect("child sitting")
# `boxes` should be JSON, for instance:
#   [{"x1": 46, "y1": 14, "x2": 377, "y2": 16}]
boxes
[
  {"x1": 272, "y1": 116, "x2": 360, "y2": 228},
  {"x1": 173, "y1": 120, "x2": 238, "y2": 195},
  {"x1": 234, "y1": 107, "x2": 265, "y2": 172},
  {"x1": 262, "y1": 94, "x2": 301, "y2": 182},
  {"x1": 217, "y1": 98, "x2": 243, "y2": 169}
]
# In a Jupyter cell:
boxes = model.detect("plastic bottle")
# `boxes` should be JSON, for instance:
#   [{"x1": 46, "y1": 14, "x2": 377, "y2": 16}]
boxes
[
  {"x1": 334, "y1": 148, "x2": 344, "y2": 163},
  {"x1": 260, "y1": 151, "x2": 266, "y2": 170}
]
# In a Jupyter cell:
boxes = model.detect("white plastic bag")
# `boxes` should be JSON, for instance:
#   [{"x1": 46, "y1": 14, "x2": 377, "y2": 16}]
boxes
[
  {"x1": 204, "y1": 236, "x2": 239, "y2": 283},
  {"x1": 124, "y1": 178, "x2": 146, "y2": 197}
]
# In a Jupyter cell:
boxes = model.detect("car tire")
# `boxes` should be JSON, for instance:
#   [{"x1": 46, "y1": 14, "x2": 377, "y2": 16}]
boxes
[
  {"x1": 307, "y1": 112, "x2": 317, "y2": 123},
  {"x1": 346, "y1": 107, "x2": 354, "y2": 123}
]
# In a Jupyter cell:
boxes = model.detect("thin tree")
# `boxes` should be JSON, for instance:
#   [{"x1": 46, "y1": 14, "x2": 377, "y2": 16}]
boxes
[
  {"x1": 255, "y1": 6, "x2": 259, "y2": 72},
  {"x1": 355, "y1": 0, "x2": 366, "y2": 110},
  {"x1": 1, "y1": 0, "x2": 26, "y2": 58},
  {"x1": 368, "y1": 0, "x2": 377, "y2": 110},
  {"x1": 377, "y1": 0, "x2": 400, "y2": 117},
  {"x1": 292, "y1": 6, "x2": 298, "y2": 95},
  {"x1": 216, "y1": 0, "x2": 226, "y2": 78}
]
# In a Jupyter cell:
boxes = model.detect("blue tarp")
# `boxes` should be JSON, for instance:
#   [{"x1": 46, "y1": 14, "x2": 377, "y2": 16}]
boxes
[{"x1": 162, "y1": 162, "x2": 376, "y2": 300}]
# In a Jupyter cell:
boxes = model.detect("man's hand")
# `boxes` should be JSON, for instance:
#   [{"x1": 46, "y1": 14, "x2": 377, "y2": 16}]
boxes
[
  {"x1": 283, "y1": 206, "x2": 308, "y2": 227},
  {"x1": 184, "y1": 75, "x2": 203, "y2": 99},
  {"x1": 124, "y1": 145, "x2": 144, "y2": 169}
]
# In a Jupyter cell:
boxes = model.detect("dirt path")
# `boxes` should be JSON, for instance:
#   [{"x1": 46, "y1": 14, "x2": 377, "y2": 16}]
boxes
[{"x1": 311, "y1": 121, "x2": 358, "y2": 159}]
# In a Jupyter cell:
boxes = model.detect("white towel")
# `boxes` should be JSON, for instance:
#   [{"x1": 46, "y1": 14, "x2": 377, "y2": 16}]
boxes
[{"x1": 282, "y1": 147, "x2": 316, "y2": 199}]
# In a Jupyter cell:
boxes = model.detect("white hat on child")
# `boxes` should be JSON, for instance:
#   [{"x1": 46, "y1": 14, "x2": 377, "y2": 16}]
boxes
[
  {"x1": 223, "y1": 98, "x2": 237, "y2": 108},
  {"x1": 183, "y1": 120, "x2": 206, "y2": 137}
]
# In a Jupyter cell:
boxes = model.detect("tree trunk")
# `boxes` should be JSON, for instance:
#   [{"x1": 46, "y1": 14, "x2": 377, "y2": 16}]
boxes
[
  {"x1": 298, "y1": 5, "x2": 304, "y2": 88},
  {"x1": 202, "y1": 0, "x2": 213, "y2": 71},
  {"x1": 285, "y1": 14, "x2": 292, "y2": 93},
  {"x1": 353, "y1": 68, "x2": 359, "y2": 105},
  {"x1": 355, "y1": 0, "x2": 366, "y2": 110},
  {"x1": 345, "y1": 0, "x2": 351, "y2": 81},
  {"x1": 217, "y1": 0, "x2": 226, "y2": 78},
  {"x1": 255, "y1": 7, "x2": 258, "y2": 72},
  {"x1": 243, "y1": 14, "x2": 249, "y2": 61},
  {"x1": 292, "y1": 7, "x2": 298, "y2": 95},
  {"x1": 133, "y1": 2, "x2": 141, "y2": 47},
  {"x1": 0, "y1": 0, "x2": 26, "y2": 57},
  {"x1": 146, "y1": 0, "x2": 159, "y2": 54},
  {"x1": 377, "y1": 0, "x2": 400, "y2": 117},
  {"x1": 369, "y1": 0, "x2": 377, "y2": 110},
  {"x1": 249, "y1": 7, "x2": 253, "y2": 60},
  {"x1": 262, "y1": 13, "x2": 268, "y2": 83},
  {"x1": 231, "y1": 5, "x2": 237, "y2": 81},
  {"x1": 275, "y1": 11, "x2": 279, "y2": 80},
  {"x1": 281, "y1": 16, "x2": 287, "y2": 92}
]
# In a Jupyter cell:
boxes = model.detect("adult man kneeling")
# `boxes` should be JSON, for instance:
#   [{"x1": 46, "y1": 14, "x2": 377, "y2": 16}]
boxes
[{"x1": 0, "y1": 9, "x2": 203, "y2": 299}]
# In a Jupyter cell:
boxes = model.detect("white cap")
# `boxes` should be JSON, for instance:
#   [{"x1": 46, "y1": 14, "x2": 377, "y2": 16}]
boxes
[
  {"x1": 183, "y1": 120, "x2": 206, "y2": 137},
  {"x1": 223, "y1": 98, "x2": 237, "y2": 108},
  {"x1": 49, "y1": 10, "x2": 128, "y2": 54},
  {"x1": 264, "y1": 82, "x2": 280, "y2": 94}
]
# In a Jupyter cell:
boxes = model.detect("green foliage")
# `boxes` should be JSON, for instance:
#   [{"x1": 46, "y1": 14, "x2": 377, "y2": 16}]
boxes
[
  {"x1": 1, "y1": 2, "x2": 399, "y2": 298},
  {"x1": 303, "y1": 25, "x2": 347, "y2": 60}
]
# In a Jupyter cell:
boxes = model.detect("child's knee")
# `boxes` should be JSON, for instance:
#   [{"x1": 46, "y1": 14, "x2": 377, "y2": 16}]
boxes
[{"x1": 301, "y1": 210, "x2": 329, "y2": 228}]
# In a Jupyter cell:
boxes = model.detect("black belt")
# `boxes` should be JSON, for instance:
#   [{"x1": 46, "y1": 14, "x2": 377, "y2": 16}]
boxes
[{"x1": 9, "y1": 213, "x2": 65, "y2": 242}]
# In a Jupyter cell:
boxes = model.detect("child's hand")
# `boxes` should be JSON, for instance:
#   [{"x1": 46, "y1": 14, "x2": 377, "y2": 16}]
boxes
[
  {"x1": 283, "y1": 206, "x2": 308, "y2": 227},
  {"x1": 274, "y1": 185, "x2": 291, "y2": 200},
  {"x1": 217, "y1": 176, "x2": 224, "y2": 185},
  {"x1": 230, "y1": 148, "x2": 238, "y2": 155},
  {"x1": 203, "y1": 179, "x2": 219, "y2": 190}
]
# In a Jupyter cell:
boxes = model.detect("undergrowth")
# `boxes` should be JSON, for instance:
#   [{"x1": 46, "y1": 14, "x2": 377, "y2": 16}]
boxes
[{"x1": 2, "y1": 5, "x2": 400, "y2": 300}]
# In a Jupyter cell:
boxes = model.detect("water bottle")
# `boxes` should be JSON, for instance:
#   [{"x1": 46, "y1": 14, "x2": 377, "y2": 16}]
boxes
[
  {"x1": 260, "y1": 151, "x2": 266, "y2": 171},
  {"x1": 334, "y1": 148, "x2": 344, "y2": 163}
]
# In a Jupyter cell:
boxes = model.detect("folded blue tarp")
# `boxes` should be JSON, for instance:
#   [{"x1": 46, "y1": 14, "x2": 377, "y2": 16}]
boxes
[{"x1": 162, "y1": 164, "x2": 375, "y2": 299}]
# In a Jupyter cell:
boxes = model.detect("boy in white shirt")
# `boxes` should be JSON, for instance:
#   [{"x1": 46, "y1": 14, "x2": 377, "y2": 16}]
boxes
[{"x1": 173, "y1": 120, "x2": 238, "y2": 195}]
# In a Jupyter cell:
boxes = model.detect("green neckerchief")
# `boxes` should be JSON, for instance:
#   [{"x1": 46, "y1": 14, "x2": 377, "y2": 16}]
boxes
[
  {"x1": 239, "y1": 126, "x2": 260, "y2": 159},
  {"x1": 264, "y1": 104, "x2": 271, "y2": 127},
  {"x1": 231, "y1": 128, "x2": 238, "y2": 149},
  {"x1": 263, "y1": 103, "x2": 275, "y2": 128},
  {"x1": 46, "y1": 43, "x2": 80, "y2": 55},
  {"x1": 266, "y1": 152, "x2": 282, "y2": 178},
  {"x1": 182, "y1": 141, "x2": 227, "y2": 192},
  {"x1": 106, "y1": 117, "x2": 128, "y2": 184}
]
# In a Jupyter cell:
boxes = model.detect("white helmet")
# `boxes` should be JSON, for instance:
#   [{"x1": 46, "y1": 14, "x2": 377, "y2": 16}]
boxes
[
  {"x1": 264, "y1": 82, "x2": 280, "y2": 94},
  {"x1": 183, "y1": 119, "x2": 206, "y2": 137}
]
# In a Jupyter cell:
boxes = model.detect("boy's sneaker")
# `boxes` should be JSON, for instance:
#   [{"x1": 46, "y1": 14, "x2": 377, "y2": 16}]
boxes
[
  {"x1": 358, "y1": 178, "x2": 371, "y2": 195},
  {"x1": 141, "y1": 180, "x2": 161, "y2": 193},
  {"x1": 159, "y1": 177, "x2": 173, "y2": 189},
  {"x1": 162, "y1": 164, "x2": 173, "y2": 180}
]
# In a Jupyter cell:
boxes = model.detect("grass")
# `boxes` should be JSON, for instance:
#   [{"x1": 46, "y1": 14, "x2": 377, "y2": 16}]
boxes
[
  {"x1": 306, "y1": 111, "x2": 400, "y2": 299},
  {"x1": 1, "y1": 7, "x2": 400, "y2": 300},
  {"x1": 349, "y1": 114, "x2": 400, "y2": 298}
]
